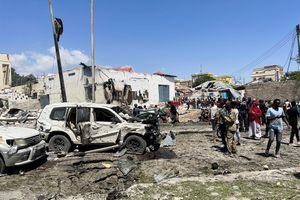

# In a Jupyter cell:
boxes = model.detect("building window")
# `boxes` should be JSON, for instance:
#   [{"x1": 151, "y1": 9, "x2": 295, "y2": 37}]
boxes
[
  {"x1": 68, "y1": 72, "x2": 75, "y2": 76},
  {"x1": 158, "y1": 85, "x2": 170, "y2": 102}
]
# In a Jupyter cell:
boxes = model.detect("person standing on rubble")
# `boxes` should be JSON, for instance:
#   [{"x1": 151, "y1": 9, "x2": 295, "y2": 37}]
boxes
[
  {"x1": 263, "y1": 100, "x2": 273, "y2": 138},
  {"x1": 170, "y1": 104, "x2": 179, "y2": 124},
  {"x1": 231, "y1": 101, "x2": 241, "y2": 145},
  {"x1": 220, "y1": 102, "x2": 237, "y2": 153},
  {"x1": 210, "y1": 102, "x2": 218, "y2": 131},
  {"x1": 132, "y1": 104, "x2": 140, "y2": 117},
  {"x1": 248, "y1": 101, "x2": 262, "y2": 140},
  {"x1": 287, "y1": 101, "x2": 300, "y2": 146},
  {"x1": 238, "y1": 97, "x2": 248, "y2": 132},
  {"x1": 259, "y1": 100, "x2": 267, "y2": 125},
  {"x1": 265, "y1": 99, "x2": 290, "y2": 158}
]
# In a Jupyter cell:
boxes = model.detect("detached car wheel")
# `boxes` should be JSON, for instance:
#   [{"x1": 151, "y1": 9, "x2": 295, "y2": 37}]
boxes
[
  {"x1": 125, "y1": 135, "x2": 147, "y2": 154},
  {"x1": 0, "y1": 157, "x2": 5, "y2": 174},
  {"x1": 49, "y1": 135, "x2": 71, "y2": 152}
]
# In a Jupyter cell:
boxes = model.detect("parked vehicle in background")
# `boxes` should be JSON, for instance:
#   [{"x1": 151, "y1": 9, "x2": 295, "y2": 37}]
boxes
[
  {"x1": 0, "y1": 127, "x2": 46, "y2": 174},
  {"x1": 36, "y1": 103, "x2": 162, "y2": 154}
]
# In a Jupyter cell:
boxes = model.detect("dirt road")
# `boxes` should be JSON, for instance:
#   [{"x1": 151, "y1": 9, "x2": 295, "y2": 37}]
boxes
[{"x1": 0, "y1": 123, "x2": 299, "y2": 200}]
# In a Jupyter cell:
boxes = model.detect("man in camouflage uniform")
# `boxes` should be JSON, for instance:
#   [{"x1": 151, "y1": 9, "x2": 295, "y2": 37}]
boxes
[{"x1": 219, "y1": 102, "x2": 237, "y2": 154}]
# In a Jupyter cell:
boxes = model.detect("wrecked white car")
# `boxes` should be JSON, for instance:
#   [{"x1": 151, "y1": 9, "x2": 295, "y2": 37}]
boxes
[
  {"x1": 0, "y1": 127, "x2": 46, "y2": 174},
  {"x1": 36, "y1": 103, "x2": 162, "y2": 154}
]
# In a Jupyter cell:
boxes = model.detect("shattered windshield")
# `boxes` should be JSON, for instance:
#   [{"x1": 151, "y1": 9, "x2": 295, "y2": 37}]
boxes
[{"x1": 111, "y1": 106, "x2": 128, "y2": 115}]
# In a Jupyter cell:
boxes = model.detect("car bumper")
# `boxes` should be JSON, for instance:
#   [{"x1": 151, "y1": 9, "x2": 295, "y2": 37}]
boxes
[{"x1": 3, "y1": 141, "x2": 46, "y2": 167}]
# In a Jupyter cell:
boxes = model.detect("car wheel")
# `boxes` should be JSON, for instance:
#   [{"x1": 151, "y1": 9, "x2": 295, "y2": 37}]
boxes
[
  {"x1": 49, "y1": 135, "x2": 71, "y2": 152},
  {"x1": 125, "y1": 135, "x2": 147, "y2": 154},
  {"x1": 0, "y1": 157, "x2": 5, "y2": 174}
]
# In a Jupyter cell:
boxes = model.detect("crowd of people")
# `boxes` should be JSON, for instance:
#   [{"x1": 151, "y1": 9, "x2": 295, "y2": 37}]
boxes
[
  {"x1": 210, "y1": 97, "x2": 299, "y2": 157},
  {"x1": 131, "y1": 96, "x2": 299, "y2": 158}
]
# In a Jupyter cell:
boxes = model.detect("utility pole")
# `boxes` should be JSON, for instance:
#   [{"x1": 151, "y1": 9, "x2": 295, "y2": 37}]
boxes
[
  {"x1": 296, "y1": 24, "x2": 300, "y2": 65},
  {"x1": 91, "y1": 0, "x2": 95, "y2": 102},
  {"x1": 48, "y1": 0, "x2": 67, "y2": 102}
]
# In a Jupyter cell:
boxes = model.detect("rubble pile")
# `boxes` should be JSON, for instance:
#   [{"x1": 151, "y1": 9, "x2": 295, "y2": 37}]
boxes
[
  {"x1": 0, "y1": 153, "x2": 141, "y2": 200},
  {"x1": 192, "y1": 80, "x2": 241, "y2": 99}
]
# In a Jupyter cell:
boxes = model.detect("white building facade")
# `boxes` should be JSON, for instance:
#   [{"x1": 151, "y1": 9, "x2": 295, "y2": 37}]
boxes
[{"x1": 40, "y1": 66, "x2": 176, "y2": 106}]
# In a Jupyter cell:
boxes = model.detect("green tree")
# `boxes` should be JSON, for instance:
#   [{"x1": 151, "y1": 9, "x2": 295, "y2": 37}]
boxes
[
  {"x1": 192, "y1": 74, "x2": 215, "y2": 87},
  {"x1": 289, "y1": 71, "x2": 300, "y2": 80},
  {"x1": 11, "y1": 68, "x2": 37, "y2": 87}
]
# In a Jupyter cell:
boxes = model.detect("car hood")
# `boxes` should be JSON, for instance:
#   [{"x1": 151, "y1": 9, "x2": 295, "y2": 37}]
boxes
[{"x1": 0, "y1": 126, "x2": 40, "y2": 140}]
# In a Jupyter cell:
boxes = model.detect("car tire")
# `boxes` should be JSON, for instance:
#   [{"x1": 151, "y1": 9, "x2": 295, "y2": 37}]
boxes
[
  {"x1": 0, "y1": 157, "x2": 5, "y2": 174},
  {"x1": 48, "y1": 135, "x2": 72, "y2": 152},
  {"x1": 125, "y1": 135, "x2": 147, "y2": 154}
]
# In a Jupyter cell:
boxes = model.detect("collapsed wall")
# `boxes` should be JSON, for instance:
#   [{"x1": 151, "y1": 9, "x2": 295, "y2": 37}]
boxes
[{"x1": 245, "y1": 80, "x2": 300, "y2": 101}]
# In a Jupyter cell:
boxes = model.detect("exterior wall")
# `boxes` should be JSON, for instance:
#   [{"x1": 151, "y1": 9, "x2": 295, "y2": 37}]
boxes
[
  {"x1": 42, "y1": 67, "x2": 176, "y2": 106},
  {"x1": 245, "y1": 80, "x2": 300, "y2": 101},
  {"x1": 251, "y1": 65, "x2": 283, "y2": 82},
  {"x1": 0, "y1": 54, "x2": 12, "y2": 89}
]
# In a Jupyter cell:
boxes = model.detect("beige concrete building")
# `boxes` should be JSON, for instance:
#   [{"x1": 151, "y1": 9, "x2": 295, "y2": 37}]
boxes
[
  {"x1": 214, "y1": 75, "x2": 233, "y2": 84},
  {"x1": 0, "y1": 54, "x2": 12, "y2": 89},
  {"x1": 175, "y1": 79, "x2": 192, "y2": 88},
  {"x1": 251, "y1": 65, "x2": 283, "y2": 82}
]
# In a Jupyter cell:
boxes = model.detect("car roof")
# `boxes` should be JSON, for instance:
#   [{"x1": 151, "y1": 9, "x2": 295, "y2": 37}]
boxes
[{"x1": 45, "y1": 102, "x2": 119, "y2": 109}]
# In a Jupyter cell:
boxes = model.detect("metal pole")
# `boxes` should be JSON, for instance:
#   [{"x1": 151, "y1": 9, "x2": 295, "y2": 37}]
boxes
[
  {"x1": 91, "y1": 0, "x2": 95, "y2": 102},
  {"x1": 48, "y1": 0, "x2": 67, "y2": 102},
  {"x1": 296, "y1": 24, "x2": 300, "y2": 64}
]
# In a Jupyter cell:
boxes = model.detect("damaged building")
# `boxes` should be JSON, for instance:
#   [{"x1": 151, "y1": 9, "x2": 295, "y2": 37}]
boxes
[
  {"x1": 191, "y1": 80, "x2": 242, "y2": 100},
  {"x1": 31, "y1": 65, "x2": 176, "y2": 107}
]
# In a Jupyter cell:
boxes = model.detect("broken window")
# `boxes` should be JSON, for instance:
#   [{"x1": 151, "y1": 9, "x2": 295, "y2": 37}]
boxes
[
  {"x1": 50, "y1": 107, "x2": 66, "y2": 121},
  {"x1": 77, "y1": 107, "x2": 90, "y2": 122},
  {"x1": 93, "y1": 108, "x2": 116, "y2": 122},
  {"x1": 68, "y1": 72, "x2": 75, "y2": 76},
  {"x1": 83, "y1": 66, "x2": 92, "y2": 77}
]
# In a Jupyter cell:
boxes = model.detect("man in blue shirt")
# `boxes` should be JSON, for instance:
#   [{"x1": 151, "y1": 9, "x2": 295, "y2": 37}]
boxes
[{"x1": 265, "y1": 99, "x2": 290, "y2": 158}]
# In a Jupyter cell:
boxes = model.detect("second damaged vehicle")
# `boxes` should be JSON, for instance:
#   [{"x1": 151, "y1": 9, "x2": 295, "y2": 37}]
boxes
[
  {"x1": 37, "y1": 103, "x2": 161, "y2": 154},
  {"x1": 0, "y1": 127, "x2": 46, "y2": 174}
]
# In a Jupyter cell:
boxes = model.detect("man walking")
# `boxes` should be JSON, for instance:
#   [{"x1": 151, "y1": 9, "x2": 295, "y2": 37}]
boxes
[
  {"x1": 287, "y1": 101, "x2": 300, "y2": 146},
  {"x1": 265, "y1": 99, "x2": 290, "y2": 158}
]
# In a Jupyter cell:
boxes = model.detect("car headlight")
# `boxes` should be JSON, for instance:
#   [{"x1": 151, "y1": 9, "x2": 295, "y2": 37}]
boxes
[
  {"x1": 6, "y1": 139, "x2": 18, "y2": 155},
  {"x1": 7, "y1": 146, "x2": 18, "y2": 155},
  {"x1": 14, "y1": 139, "x2": 28, "y2": 148}
]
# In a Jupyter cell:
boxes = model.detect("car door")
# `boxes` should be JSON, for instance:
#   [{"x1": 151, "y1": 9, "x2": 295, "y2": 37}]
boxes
[{"x1": 85, "y1": 107, "x2": 121, "y2": 144}]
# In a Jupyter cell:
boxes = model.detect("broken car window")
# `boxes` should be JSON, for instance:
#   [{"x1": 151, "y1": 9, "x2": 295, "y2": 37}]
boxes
[
  {"x1": 50, "y1": 107, "x2": 66, "y2": 121},
  {"x1": 93, "y1": 108, "x2": 117, "y2": 122},
  {"x1": 77, "y1": 107, "x2": 90, "y2": 122}
]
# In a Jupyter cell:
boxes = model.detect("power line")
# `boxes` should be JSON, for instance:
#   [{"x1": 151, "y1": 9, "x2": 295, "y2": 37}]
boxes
[
  {"x1": 284, "y1": 32, "x2": 296, "y2": 73},
  {"x1": 232, "y1": 29, "x2": 295, "y2": 75}
]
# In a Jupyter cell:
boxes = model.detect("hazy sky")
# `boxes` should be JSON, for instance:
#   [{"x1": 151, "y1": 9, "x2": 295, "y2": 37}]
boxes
[{"x1": 1, "y1": 0, "x2": 300, "y2": 81}]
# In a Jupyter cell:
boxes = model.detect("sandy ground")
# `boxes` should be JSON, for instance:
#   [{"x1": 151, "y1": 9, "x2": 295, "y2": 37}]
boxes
[{"x1": 0, "y1": 122, "x2": 299, "y2": 200}]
